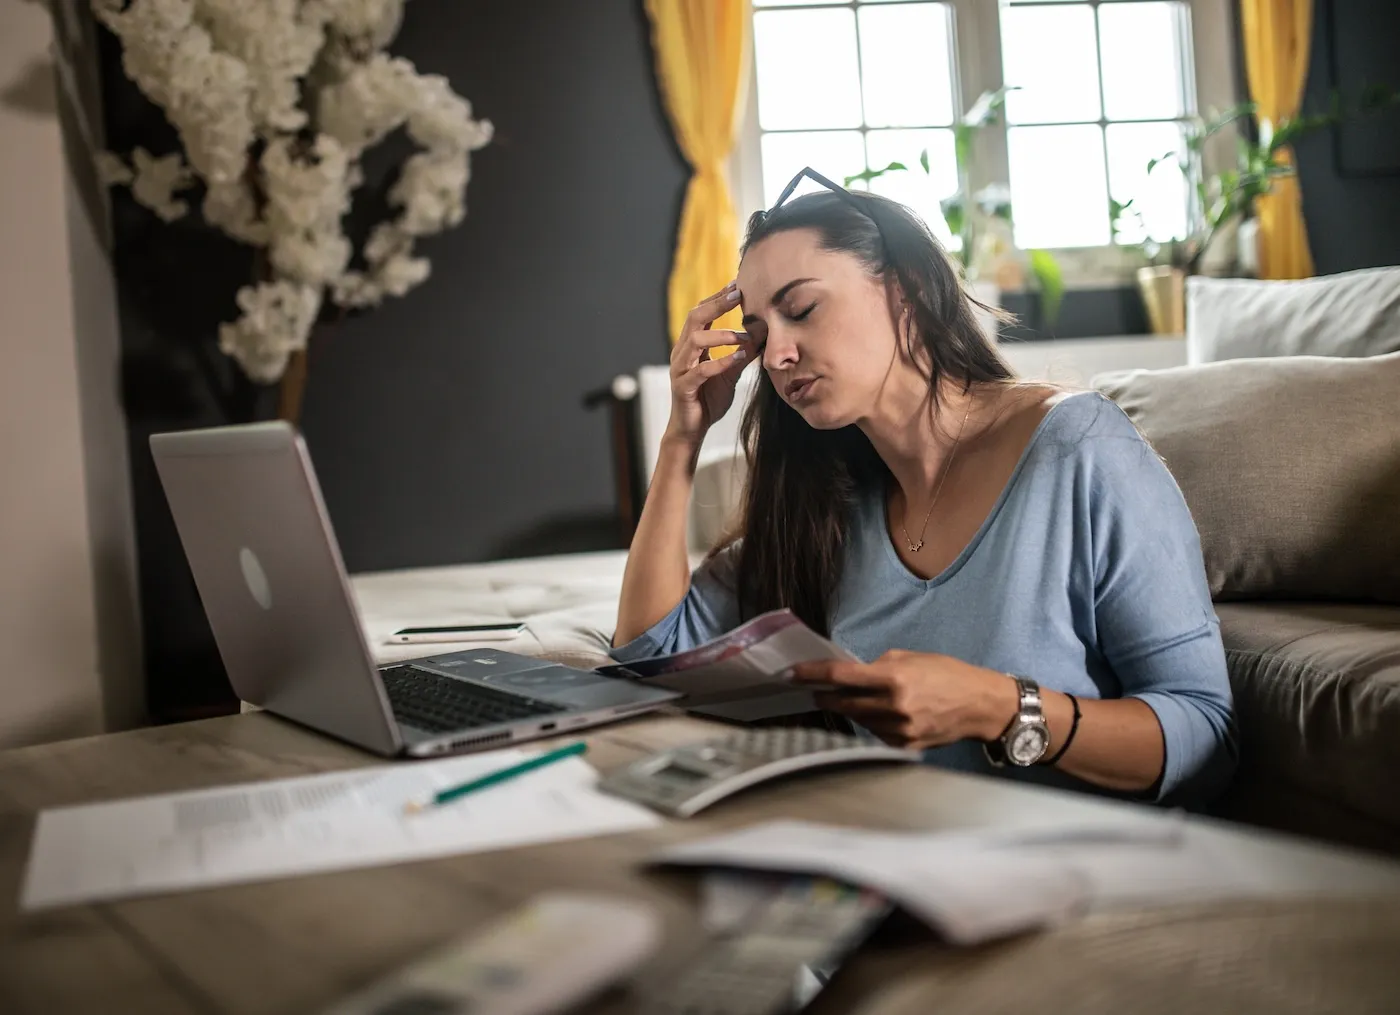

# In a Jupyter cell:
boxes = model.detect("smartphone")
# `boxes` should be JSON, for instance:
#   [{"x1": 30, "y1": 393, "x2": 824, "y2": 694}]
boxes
[{"x1": 388, "y1": 622, "x2": 527, "y2": 645}]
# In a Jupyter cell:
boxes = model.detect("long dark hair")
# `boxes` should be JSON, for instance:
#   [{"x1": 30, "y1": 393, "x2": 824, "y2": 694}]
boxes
[{"x1": 712, "y1": 190, "x2": 1016, "y2": 635}]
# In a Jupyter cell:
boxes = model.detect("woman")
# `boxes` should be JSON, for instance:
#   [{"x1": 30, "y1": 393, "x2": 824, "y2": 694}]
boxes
[{"x1": 612, "y1": 174, "x2": 1236, "y2": 807}]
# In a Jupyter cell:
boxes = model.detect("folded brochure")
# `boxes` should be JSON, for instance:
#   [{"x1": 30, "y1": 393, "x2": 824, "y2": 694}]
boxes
[{"x1": 598, "y1": 609, "x2": 858, "y2": 706}]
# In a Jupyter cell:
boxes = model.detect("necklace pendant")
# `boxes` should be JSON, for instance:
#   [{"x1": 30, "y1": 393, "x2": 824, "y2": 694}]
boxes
[{"x1": 907, "y1": 539, "x2": 924, "y2": 553}]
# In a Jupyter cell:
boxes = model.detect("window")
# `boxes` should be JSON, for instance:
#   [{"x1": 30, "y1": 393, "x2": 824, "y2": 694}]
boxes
[
  {"x1": 747, "y1": 0, "x2": 1200, "y2": 254},
  {"x1": 1001, "y1": 0, "x2": 1194, "y2": 249},
  {"x1": 751, "y1": 0, "x2": 962, "y2": 248}
]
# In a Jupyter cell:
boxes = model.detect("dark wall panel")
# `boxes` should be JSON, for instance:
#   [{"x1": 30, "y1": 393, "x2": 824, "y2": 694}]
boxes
[
  {"x1": 302, "y1": 1, "x2": 688, "y2": 572},
  {"x1": 1294, "y1": 0, "x2": 1400, "y2": 275}
]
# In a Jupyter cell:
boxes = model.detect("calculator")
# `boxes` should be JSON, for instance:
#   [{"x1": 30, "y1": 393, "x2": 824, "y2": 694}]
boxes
[
  {"x1": 649, "y1": 876, "x2": 892, "y2": 1015},
  {"x1": 597, "y1": 727, "x2": 918, "y2": 818}
]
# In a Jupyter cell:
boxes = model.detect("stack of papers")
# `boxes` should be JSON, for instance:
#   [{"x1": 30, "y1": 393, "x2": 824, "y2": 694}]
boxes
[
  {"x1": 656, "y1": 818, "x2": 1341, "y2": 945},
  {"x1": 21, "y1": 750, "x2": 660, "y2": 910}
]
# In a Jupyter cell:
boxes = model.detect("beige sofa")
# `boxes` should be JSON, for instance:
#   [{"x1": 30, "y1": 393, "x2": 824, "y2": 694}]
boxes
[{"x1": 1093, "y1": 350, "x2": 1400, "y2": 855}]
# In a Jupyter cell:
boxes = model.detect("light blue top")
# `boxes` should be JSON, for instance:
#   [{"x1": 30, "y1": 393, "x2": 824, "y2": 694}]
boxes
[{"x1": 611, "y1": 392, "x2": 1237, "y2": 808}]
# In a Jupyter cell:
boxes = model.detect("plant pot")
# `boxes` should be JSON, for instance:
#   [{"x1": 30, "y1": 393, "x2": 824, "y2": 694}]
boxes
[
  {"x1": 1136, "y1": 266, "x2": 1186, "y2": 336},
  {"x1": 1236, "y1": 217, "x2": 1260, "y2": 278}
]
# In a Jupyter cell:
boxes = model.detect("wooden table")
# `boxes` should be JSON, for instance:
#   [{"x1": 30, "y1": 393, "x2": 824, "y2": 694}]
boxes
[{"x1": 3, "y1": 712, "x2": 1400, "y2": 1015}]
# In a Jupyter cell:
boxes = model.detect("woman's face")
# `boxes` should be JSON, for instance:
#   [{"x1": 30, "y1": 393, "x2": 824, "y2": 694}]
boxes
[{"x1": 737, "y1": 228, "x2": 904, "y2": 430}]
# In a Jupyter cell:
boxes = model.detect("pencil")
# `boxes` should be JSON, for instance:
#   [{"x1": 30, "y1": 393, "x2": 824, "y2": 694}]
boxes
[{"x1": 403, "y1": 741, "x2": 588, "y2": 814}]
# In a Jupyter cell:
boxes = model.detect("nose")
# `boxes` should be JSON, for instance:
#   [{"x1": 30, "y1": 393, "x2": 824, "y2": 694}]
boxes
[{"x1": 762, "y1": 323, "x2": 799, "y2": 372}]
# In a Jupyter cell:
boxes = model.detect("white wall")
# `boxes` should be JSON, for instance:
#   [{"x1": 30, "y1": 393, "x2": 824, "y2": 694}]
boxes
[{"x1": 0, "y1": 1, "x2": 104, "y2": 747}]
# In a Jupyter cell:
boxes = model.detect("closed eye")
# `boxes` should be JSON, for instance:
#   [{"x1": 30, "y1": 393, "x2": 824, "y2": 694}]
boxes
[{"x1": 788, "y1": 301, "x2": 817, "y2": 322}]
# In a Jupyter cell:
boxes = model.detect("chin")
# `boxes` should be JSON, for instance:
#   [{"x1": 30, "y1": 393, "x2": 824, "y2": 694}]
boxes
[{"x1": 794, "y1": 400, "x2": 853, "y2": 431}]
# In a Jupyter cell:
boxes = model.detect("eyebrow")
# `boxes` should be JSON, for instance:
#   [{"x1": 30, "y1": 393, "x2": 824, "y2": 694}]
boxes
[{"x1": 740, "y1": 277, "x2": 816, "y2": 325}]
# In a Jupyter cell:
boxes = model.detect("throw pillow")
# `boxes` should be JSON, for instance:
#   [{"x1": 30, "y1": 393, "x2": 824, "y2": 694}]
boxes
[
  {"x1": 1092, "y1": 352, "x2": 1400, "y2": 604},
  {"x1": 1186, "y1": 266, "x2": 1400, "y2": 364}
]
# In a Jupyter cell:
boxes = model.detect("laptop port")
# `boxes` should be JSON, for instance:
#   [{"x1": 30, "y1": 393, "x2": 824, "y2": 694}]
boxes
[{"x1": 539, "y1": 722, "x2": 557, "y2": 732}]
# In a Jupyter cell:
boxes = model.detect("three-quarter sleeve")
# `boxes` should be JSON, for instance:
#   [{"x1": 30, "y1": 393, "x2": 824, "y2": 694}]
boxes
[
  {"x1": 1089, "y1": 403, "x2": 1238, "y2": 805},
  {"x1": 609, "y1": 544, "x2": 742, "y2": 664}
]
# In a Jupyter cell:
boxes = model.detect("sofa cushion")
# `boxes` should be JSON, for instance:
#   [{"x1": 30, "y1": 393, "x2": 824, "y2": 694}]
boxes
[
  {"x1": 1186, "y1": 266, "x2": 1400, "y2": 364},
  {"x1": 1214, "y1": 602, "x2": 1400, "y2": 852},
  {"x1": 1092, "y1": 352, "x2": 1400, "y2": 604}
]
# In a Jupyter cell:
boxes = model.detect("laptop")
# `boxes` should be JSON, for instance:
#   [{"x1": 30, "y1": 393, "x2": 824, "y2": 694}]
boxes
[{"x1": 149, "y1": 422, "x2": 681, "y2": 758}]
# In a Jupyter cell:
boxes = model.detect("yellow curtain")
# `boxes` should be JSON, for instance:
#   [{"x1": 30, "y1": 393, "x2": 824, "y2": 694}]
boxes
[
  {"x1": 644, "y1": 0, "x2": 750, "y2": 341},
  {"x1": 1239, "y1": 0, "x2": 1315, "y2": 279}
]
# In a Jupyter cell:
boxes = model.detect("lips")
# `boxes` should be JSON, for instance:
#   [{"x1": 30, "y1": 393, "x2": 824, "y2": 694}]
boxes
[{"x1": 786, "y1": 377, "x2": 818, "y2": 402}]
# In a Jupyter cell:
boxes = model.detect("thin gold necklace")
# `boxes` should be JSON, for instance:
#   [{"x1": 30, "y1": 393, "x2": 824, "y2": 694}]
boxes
[{"x1": 900, "y1": 397, "x2": 974, "y2": 554}]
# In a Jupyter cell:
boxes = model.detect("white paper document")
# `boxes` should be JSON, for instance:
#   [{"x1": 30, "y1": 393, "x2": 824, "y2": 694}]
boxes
[
  {"x1": 21, "y1": 750, "x2": 660, "y2": 911},
  {"x1": 655, "y1": 817, "x2": 1343, "y2": 946}
]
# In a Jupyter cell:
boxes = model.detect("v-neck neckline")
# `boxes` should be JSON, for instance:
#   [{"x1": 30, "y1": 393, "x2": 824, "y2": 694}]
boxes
[{"x1": 875, "y1": 392, "x2": 1085, "y2": 589}]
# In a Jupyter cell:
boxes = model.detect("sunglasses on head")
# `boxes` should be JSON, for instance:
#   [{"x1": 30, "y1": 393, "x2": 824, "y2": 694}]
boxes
[{"x1": 758, "y1": 166, "x2": 889, "y2": 247}]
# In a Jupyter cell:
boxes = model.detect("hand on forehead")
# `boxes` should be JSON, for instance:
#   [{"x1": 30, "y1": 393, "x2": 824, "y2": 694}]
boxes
[{"x1": 738, "y1": 229, "x2": 883, "y2": 317}]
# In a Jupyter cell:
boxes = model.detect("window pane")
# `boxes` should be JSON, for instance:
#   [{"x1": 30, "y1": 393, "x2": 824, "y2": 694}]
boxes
[
  {"x1": 754, "y1": 9, "x2": 862, "y2": 130},
  {"x1": 761, "y1": 131, "x2": 867, "y2": 208},
  {"x1": 1007, "y1": 125, "x2": 1109, "y2": 248},
  {"x1": 865, "y1": 129, "x2": 958, "y2": 247},
  {"x1": 858, "y1": 3, "x2": 954, "y2": 127},
  {"x1": 1099, "y1": 3, "x2": 1190, "y2": 120},
  {"x1": 1106, "y1": 122, "x2": 1188, "y2": 243},
  {"x1": 1001, "y1": 5, "x2": 1102, "y2": 124}
]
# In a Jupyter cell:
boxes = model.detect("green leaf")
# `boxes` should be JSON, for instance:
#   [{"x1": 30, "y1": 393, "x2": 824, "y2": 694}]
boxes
[
  {"x1": 844, "y1": 161, "x2": 906, "y2": 186},
  {"x1": 941, "y1": 198, "x2": 965, "y2": 243},
  {"x1": 963, "y1": 86, "x2": 1016, "y2": 128},
  {"x1": 1028, "y1": 249, "x2": 1064, "y2": 327},
  {"x1": 919, "y1": 148, "x2": 930, "y2": 174}
]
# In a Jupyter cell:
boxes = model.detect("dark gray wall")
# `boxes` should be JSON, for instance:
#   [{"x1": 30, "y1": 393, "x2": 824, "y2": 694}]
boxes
[
  {"x1": 301, "y1": 0, "x2": 687, "y2": 572},
  {"x1": 1293, "y1": 0, "x2": 1400, "y2": 274},
  {"x1": 98, "y1": 0, "x2": 688, "y2": 719}
]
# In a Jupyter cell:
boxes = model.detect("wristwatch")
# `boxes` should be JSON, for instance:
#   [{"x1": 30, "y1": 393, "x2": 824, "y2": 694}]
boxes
[{"x1": 983, "y1": 676, "x2": 1050, "y2": 768}]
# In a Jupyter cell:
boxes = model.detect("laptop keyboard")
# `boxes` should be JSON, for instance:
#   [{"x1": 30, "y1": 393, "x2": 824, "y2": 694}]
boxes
[{"x1": 380, "y1": 665, "x2": 566, "y2": 735}]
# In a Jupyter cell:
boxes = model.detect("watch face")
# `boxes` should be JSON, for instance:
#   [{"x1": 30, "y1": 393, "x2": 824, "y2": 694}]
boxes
[{"x1": 1009, "y1": 724, "x2": 1049, "y2": 766}]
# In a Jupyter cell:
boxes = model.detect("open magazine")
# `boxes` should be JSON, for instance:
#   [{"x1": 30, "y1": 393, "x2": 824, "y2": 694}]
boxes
[{"x1": 597, "y1": 609, "x2": 858, "y2": 712}]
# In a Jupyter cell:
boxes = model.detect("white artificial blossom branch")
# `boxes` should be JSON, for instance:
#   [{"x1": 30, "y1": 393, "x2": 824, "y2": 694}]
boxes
[{"x1": 92, "y1": 0, "x2": 492, "y2": 385}]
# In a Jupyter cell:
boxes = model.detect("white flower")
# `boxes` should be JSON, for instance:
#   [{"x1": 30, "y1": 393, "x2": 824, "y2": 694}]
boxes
[
  {"x1": 218, "y1": 280, "x2": 321, "y2": 383},
  {"x1": 331, "y1": 222, "x2": 428, "y2": 306},
  {"x1": 95, "y1": 1, "x2": 255, "y2": 183},
  {"x1": 126, "y1": 147, "x2": 194, "y2": 222},
  {"x1": 92, "y1": 0, "x2": 490, "y2": 384},
  {"x1": 192, "y1": 0, "x2": 329, "y2": 133},
  {"x1": 390, "y1": 150, "x2": 467, "y2": 236},
  {"x1": 202, "y1": 179, "x2": 270, "y2": 245},
  {"x1": 373, "y1": 250, "x2": 430, "y2": 297},
  {"x1": 261, "y1": 134, "x2": 353, "y2": 285},
  {"x1": 406, "y1": 74, "x2": 493, "y2": 155},
  {"x1": 314, "y1": 52, "x2": 419, "y2": 155},
  {"x1": 94, "y1": 150, "x2": 134, "y2": 186},
  {"x1": 316, "y1": 0, "x2": 407, "y2": 60}
]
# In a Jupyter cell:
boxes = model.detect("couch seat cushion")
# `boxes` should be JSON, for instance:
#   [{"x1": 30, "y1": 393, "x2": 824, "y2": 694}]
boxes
[{"x1": 1216, "y1": 602, "x2": 1400, "y2": 850}]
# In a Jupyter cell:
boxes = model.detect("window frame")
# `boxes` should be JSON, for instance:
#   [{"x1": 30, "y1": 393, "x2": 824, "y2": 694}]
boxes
[{"x1": 731, "y1": 0, "x2": 1243, "y2": 287}]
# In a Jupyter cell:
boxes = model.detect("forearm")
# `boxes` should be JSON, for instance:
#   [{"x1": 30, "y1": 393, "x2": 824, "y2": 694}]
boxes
[
  {"x1": 1040, "y1": 691, "x2": 1164, "y2": 793},
  {"x1": 978, "y1": 678, "x2": 1165, "y2": 794},
  {"x1": 613, "y1": 432, "x2": 702, "y2": 647}
]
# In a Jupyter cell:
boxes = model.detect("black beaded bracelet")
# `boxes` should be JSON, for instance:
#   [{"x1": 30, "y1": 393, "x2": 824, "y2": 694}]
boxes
[{"x1": 1043, "y1": 692, "x2": 1081, "y2": 767}]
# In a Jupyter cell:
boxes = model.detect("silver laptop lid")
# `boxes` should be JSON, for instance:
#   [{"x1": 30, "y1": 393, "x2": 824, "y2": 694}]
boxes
[{"x1": 150, "y1": 422, "x2": 401, "y2": 755}]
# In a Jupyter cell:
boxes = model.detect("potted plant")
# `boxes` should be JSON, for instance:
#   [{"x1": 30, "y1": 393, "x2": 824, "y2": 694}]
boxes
[
  {"x1": 88, "y1": 0, "x2": 493, "y2": 423},
  {"x1": 1130, "y1": 85, "x2": 1398, "y2": 332},
  {"x1": 848, "y1": 88, "x2": 1063, "y2": 333}
]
